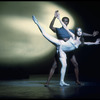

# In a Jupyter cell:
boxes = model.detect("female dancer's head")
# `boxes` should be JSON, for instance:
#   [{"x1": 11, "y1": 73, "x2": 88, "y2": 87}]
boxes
[
  {"x1": 75, "y1": 27, "x2": 84, "y2": 46},
  {"x1": 75, "y1": 28, "x2": 83, "y2": 37}
]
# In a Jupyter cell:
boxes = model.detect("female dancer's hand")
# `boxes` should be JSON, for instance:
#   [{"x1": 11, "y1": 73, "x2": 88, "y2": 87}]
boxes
[
  {"x1": 54, "y1": 10, "x2": 59, "y2": 18},
  {"x1": 95, "y1": 38, "x2": 100, "y2": 44},
  {"x1": 56, "y1": 11, "x2": 60, "y2": 19}
]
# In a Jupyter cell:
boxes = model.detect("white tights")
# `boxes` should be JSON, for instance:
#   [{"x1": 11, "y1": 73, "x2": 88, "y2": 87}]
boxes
[{"x1": 58, "y1": 49, "x2": 70, "y2": 86}]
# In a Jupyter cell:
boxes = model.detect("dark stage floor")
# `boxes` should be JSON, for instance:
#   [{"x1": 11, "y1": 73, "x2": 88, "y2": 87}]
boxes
[{"x1": 0, "y1": 74, "x2": 100, "y2": 99}]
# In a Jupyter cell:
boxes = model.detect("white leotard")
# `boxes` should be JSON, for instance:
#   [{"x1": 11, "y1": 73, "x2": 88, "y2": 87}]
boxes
[{"x1": 57, "y1": 37, "x2": 81, "y2": 52}]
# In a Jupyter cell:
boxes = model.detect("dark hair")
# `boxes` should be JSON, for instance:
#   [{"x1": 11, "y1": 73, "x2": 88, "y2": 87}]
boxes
[
  {"x1": 80, "y1": 35, "x2": 84, "y2": 46},
  {"x1": 62, "y1": 17, "x2": 69, "y2": 23}
]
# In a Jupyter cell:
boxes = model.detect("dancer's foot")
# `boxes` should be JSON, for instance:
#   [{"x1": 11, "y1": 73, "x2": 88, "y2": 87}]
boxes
[
  {"x1": 60, "y1": 81, "x2": 70, "y2": 86},
  {"x1": 32, "y1": 15, "x2": 38, "y2": 25},
  {"x1": 76, "y1": 81, "x2": 81, "y2": 85},
  {"x1": 44, "y1": 83, "x2": 49, "y2": 87}
]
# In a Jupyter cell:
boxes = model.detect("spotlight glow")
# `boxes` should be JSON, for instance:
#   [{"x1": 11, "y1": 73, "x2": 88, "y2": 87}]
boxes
[{"x1": 0, "y1": 1, "x2": 76, "y2": 64}]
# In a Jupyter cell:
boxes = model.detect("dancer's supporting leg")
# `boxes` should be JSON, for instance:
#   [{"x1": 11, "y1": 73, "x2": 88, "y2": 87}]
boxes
[
  {"x1": 70, "y1": 55, "x2": 81, "y2": 85},
  {"x1": 59, "y1": 49, "x2": 70, "y2": 86},
  {"x1": 44, "y1": 58, "x2": 57, "y2": 87}
]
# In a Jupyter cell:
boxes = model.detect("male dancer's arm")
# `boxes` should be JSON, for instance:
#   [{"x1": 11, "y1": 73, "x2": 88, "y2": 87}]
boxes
[
  {"x1": 49, "y1": 10, "x2": 58, "y2": 33},
  {"x1": 83, "y1": 31, "x2": 99, "y2": 37}
]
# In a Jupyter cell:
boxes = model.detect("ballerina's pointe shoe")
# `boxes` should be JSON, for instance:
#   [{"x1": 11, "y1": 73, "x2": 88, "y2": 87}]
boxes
[
  {"x1": 32, "y1": 15, "x2": 35, "y2": 20},
  {"x1": 60, "y1": 81, "x2": 70, "y2": 86},
  {"x1": 32, "y1": 15, "x2": 38, "y2": 24}
]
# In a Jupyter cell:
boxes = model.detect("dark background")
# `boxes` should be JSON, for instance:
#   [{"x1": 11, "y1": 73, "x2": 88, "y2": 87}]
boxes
[
  {"x1": 0, "y1": 0, "x2": 100, "y2": 82},
  {"x1": 56, "y1": 0, "x2": 100, "y2": 82}
]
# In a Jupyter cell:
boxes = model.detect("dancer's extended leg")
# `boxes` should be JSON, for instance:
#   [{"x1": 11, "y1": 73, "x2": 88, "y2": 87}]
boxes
[{"x1": 32, "y1": 15, "x2": 60, "y2": 46}]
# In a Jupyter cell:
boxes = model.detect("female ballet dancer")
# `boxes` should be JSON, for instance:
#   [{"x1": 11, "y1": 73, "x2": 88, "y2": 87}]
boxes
[{"x1": 32, "y1": 15, "x2": 100, "y2": 86}]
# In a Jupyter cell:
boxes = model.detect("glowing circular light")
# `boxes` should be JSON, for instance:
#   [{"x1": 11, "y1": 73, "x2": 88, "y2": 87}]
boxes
[{"x1": 0, "y1": 1, "x2": 75, "y2": 64}]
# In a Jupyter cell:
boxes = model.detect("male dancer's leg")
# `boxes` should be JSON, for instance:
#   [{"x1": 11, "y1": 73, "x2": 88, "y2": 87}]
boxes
[
  {"x1": 44, "y1": 53, "x2": 59, "y2": 87},
  {"x1": 70, "y1": 54, "x2": 81, "y2": 85}
]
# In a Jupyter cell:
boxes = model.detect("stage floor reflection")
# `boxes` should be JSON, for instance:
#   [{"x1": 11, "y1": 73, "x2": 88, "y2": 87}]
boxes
[{"x1": 0, "y1": 74, "x2": 100, "y2": 99}]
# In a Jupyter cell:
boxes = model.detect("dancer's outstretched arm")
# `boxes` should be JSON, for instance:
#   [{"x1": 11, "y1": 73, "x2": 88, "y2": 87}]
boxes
[
  {"x1": 84, "y1": 38, "x2": 100, "y2": 45},
  {"x1": 32, "y1": 15, "x2": 60, "y2": 46},
  {"x1": 83, "y1": 31, "x2": 99, "y2": 37}
]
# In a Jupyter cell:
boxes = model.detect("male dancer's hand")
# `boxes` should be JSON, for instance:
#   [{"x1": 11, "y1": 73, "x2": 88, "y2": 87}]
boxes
[{"x1": 92, "y1": 31, "x2": 99, "y2": 37}]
